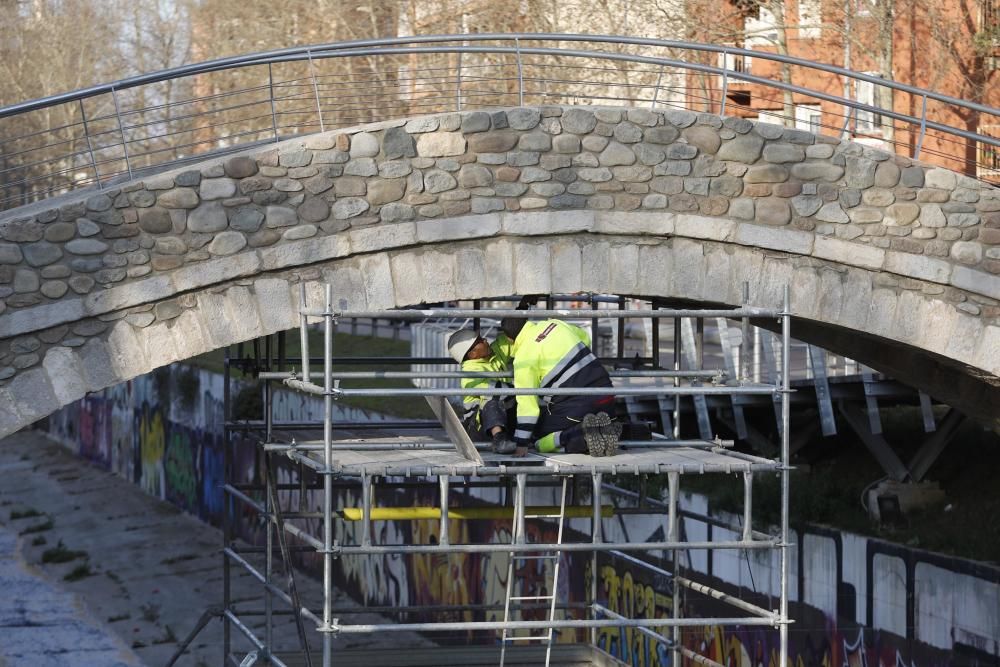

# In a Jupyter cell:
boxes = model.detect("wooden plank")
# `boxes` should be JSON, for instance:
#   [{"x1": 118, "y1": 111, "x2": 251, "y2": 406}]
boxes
[
  {"x1": 918, "y1": 391, "x2": 937, "y2": 433},
  {"x1": 423, "y1": 396, "x2": 484, "y2": 465}
]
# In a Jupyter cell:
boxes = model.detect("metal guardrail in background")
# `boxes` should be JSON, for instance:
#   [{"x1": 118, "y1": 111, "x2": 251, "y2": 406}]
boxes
[{"x1": 2, "y1": 33, "x2": 1000, "y2": 212}]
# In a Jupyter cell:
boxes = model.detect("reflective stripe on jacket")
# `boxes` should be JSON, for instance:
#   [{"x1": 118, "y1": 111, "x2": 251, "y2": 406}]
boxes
[{"x1": 509, "y1": 320, "x2": 610, "y2": 444}]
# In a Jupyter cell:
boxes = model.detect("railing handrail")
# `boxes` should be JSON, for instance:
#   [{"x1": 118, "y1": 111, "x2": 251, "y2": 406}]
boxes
[{"x1": 2, "y1": 32, "x2": 998, "y2": 121}]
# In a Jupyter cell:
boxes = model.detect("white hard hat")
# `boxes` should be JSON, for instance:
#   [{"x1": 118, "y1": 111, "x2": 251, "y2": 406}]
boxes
[{"x1": 447, "y1": 329, "x2": 479, "y2": 364}]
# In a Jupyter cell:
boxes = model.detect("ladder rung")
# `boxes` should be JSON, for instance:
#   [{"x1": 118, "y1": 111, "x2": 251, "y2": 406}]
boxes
[
  {"x1": 510, "y1": 595, "x2": 554, "y2": 601},
  {"x1": 505, "y1": 633, "x2": 553, "y2": 641},
  {"x1": 525, "y1": 514, "x2": 562, "y2": 518},
  {"x1": 516, "y1": 555, "x2": 557, "y2": 561}
]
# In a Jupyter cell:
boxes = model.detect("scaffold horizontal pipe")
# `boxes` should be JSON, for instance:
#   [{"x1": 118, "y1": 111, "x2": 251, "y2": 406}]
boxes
[
  {"x1": 223, "y1": 484, "x2": 324, "y2": 550},
  {"x1": 338, "y1": 505, "x2": 613, "y2": 521},
  {"x1": 224, "y1": 610, "x2": 291, "y2": 666},
  {"x1": 681, "y1": 647, "x2": 728, "y2": 667},
  {"x1": 300, "y1": 307, "x2": 778, "y2": 319},
  {"x1": 593, "y1": 603, "x2": 674, "y2": 648},
  {"x1": 325, "y1": 615, "x2": 776, "y2": 633},
  {"x1": 328, "y1": 538, "x2": 776, "y2": 556},
  {"x1": 263, "y1": 438, "x2": 728, "y2": 452},
  {"x1": 259, "y1": 369, "x2": 725, "y2": 381},
  {"x1": 224, "y1": 548, "x2": 323, "y2": 627},
  {"x1": 283, "y1": 380, "x2": 778, "y2": 398}
]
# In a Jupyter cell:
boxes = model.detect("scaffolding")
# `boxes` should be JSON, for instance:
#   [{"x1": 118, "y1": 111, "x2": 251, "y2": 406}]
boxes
[{"x1": 216, "y1": 285, "x2": 793, "y2": 667}]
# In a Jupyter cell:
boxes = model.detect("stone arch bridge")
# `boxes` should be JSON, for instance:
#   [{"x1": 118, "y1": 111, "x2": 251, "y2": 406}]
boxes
[{"x1": 0, "y1": 105, "x2": 997, "y2": 437}]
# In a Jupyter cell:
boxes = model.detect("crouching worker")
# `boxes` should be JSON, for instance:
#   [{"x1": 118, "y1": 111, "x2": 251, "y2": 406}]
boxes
[
  {"x1": 503, "y1": 317, "x2": 622, "y2": 458},
  {"x1": 447, "y1": 329, "x2": 519, "y2": 454}
]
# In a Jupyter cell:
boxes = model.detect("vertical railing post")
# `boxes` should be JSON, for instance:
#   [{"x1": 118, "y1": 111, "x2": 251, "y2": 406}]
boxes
[
  {"x1": 307, "y1": 49, "x2": 325, "y2": 133},
  {"x1": 78, "y1": 99, "x2": 101, "y2": 189},
  {"x1": 914, "y1": 94, "x2": 928, "y2": 160},
  {"x1": 268, "y1": 63, "x2": 280, "y2": 143},
  {"x1": 110, "y1": 86, "x2": 133, "y2": 182},
  {"x1": 515, "y1": 38, "x2": 524, "y2": 107},
  {"x1": 590, "y1": 472, "x2": 603, "y2": 648},
  {"x1": 672, "y1": 317, "x2": 681, "y2": 439},
  {"x1": 668, "y1": 471, "x2": 681, "y2": 665},
  {"x1": 456, "y1": 48, "x2": 464, "y2": 111},
  {"x1": 740, "y1": 282, "x2": 751, "y2": 383},
  {"x1": 720, "y1": 49, "x2": 730, "y2": 117},
  {"x1": 650, "y1": 67, "x2": 664, "y2": 109}
]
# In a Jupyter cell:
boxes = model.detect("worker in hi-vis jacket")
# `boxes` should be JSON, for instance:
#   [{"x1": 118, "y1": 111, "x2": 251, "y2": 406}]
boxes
[
  {"x1": 447, "y1": 328, "x2": 518, "y2": 454},
  {"x1": 502, "y1": 317, "x2": 621, "y2": 458}
]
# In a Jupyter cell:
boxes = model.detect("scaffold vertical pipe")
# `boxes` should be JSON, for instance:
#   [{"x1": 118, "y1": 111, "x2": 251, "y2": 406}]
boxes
[
  {"x1": 741, "y1": 282, "x2": 751, "y2": 382},
  {"x1": 673, "y1": 318, "x2": 681, "y2": 438},
  {"x1": 590, "y1": 472, "x2": 602, "y2": 647},
  {"x1": 265, "y1": 445, "x2": 274, "y2": 655},
  {"x1": 322, "y1": 284, "x2": 334, "y2": 666},
  {"x1": 361, "y1": 474, "x2": 372, "y2": 548},
  {"x1": 668, "y1": 471, "x2": 680, "y2": 665},
  {"x1": 779, "y1": 286, "x2": 791, "y2": 665},
  {"x1": 299, "y1": 285, "x2": 310, "y2": 388},
  {"x1": 439, "y1": 476, "x2": 450, "y2": 546},
  {"x1": 742, "y1": 472, "x2": 753, "y2": 542},
  {"x1": 222, "y1": 348, "x2": 232, "y2": 662}
]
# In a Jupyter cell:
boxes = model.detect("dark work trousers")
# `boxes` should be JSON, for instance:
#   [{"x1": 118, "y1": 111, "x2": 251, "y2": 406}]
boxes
[
  {"x1": 535, "y1": 394, "x2": 615, "y2": 453},
  {"x1": 466, "y1": 398, "x2": 514, "y2": 441}
]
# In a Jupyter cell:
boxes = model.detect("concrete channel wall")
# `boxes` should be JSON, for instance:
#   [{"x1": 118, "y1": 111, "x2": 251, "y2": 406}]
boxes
[{"x1": 40, "y1": 363, "x2": 1000, "y2": 666}]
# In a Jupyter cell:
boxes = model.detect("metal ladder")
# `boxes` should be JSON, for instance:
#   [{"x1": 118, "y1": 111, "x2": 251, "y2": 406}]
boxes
[{"x1": 500, "y1": 474, "x2": 569, "y2": 667}]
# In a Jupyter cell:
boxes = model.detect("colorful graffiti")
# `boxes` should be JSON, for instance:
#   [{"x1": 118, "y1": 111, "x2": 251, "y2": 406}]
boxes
[{"x1": 42, "y1": 363, "x2": 1000, "y2": 666}]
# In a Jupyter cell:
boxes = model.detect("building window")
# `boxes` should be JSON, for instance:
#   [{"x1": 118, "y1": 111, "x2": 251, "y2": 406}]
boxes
[
  {"x1": 718, "y1": 49, "x2": 752, "y2": 75},
  {"x1": 799, "y1": 0, "x2": 821, "y2": 39},
  {"x1": 795, "y1": 104, "x2": 823, "y2": 134},
  {"x1": 978, "y1": 125, "x2": 1000, "y2": 182},
  {"x1": 745, "y1": 6, "x2": 779, "y2": 48},
  {"x1": 854, "y1": 74, "x2": 882, "y2": 133}
]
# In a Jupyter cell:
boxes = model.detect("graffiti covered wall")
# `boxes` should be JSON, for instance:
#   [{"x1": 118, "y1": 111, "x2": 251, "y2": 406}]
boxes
[{"x1": 42, "y1": 366, "x2": 1000, "y2": 665}]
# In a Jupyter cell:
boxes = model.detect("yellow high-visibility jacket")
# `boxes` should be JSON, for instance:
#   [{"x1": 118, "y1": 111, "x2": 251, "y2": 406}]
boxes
[
  {"x1": 509, "y1": 320, "x2": 609, "y2": 444},
  {"x1": 459, "y1": 334, "x2": 514, "y2": 425}
]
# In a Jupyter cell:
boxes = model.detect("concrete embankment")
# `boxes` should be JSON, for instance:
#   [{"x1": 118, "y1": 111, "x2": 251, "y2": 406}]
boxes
[{"x1": 0, "y1": 429, "x2": 431, "y2": 666}]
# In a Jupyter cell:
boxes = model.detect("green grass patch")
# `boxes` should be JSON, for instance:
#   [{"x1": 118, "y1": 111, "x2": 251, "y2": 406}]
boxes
[
  {"x1": 41, "y1": 540, "x2": 88, "y2": 564},
  {"x1": 9, "y1": 508, "x2": 43, "y2": 520},
  {"x1": 19, "y1": 518, "x2": 53, "y2": 535},
  {"x1": 63, "y1": 563, "x2": 93, "y2": 581}
]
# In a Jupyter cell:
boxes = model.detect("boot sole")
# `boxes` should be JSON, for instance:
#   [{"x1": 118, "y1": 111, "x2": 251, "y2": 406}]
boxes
[{"x1": 582, "y1": 412, "x2": 621, "y2": 457}]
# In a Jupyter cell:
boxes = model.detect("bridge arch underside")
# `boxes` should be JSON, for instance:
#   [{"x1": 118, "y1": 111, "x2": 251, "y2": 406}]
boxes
[{"x1": 0, "y1": 230, "x2": 997, "y2": 438}]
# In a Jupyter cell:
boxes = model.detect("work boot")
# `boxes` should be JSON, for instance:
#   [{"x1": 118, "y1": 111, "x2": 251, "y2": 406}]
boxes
[
  {"x1": 582, "y1": 412, "x2": 622, "y2": 457},
  {"x1": 491, "y1": 434, "x2": 519, "y2": 455}
]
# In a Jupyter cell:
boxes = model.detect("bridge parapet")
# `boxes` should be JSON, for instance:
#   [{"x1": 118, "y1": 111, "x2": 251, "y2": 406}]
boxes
[{"x1": 0, "y1": 106, "x2": 997, "y2": 436}]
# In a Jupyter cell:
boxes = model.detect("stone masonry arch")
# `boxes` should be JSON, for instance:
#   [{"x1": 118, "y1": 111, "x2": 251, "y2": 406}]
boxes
[{"x1": 0, "y1": 106, "x2": 998, "y2": 437}]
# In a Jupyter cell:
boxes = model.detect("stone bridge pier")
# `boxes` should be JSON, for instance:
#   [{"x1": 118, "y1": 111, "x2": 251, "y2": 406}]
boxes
[{"x1": 0, "y1": 105, "x2": 997, "y2": 436}]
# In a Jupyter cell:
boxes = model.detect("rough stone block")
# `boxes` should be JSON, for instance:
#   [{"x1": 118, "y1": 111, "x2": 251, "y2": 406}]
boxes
[
  {"x1": 416, "y1": 132, "x2": 466, "y2": 157},
  {"x1": 501, "y1": 210, "x2": 594, "y2": 236},
  {"x1": 674, "y1": 214, "x2": 734, "y2": 241},
  {"x1": 883, "y1": 251, "x2": 951, "y2": 284},
  {"x1": 734, "y1": 223, "x2": 812, "y2": 255},
  {"x1": 349, "y1": 222, "x2": 416, "y2": 254},
  {"x1": 416, "y1": 214, "x2": 500, "y2": 243},
  {"x1": 813, "y1": 236, "x2": 884, "y2": 270},
  {"x1": 951, "y1": 265, "x2": 1000, "y2": 299}
]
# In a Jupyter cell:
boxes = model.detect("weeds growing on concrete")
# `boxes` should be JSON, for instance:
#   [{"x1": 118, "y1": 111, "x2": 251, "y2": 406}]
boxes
[
  {"x1": 152, "y1": 625, "x2": 178, "y2": 644},
  {"x1": 140, "y1": 602, "x2": 161, "y2": 623},
  {"x1": 9, "y1": 508, "x2": 42, "y2": 520},
  {"x1": 63, "y1": 563, "x2": 93, "y2": 581},
  {"x1": 41, "y1": 540, "x2": 88, "y2": 564},
  {"x1": 19, "y1": 518, "x2": 53, "y2": 535},
  {"x1": 31, "y1": 536, "x2": 47, "y2": 546},
  {"x1": 107, "y1": 613, "x2": 131, "y2": 623}
]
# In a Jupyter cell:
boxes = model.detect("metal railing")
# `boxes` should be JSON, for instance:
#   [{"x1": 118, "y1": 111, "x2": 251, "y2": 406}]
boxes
[{"x1": 2, "y1": 33, "x2": 1000, "y2": 212}]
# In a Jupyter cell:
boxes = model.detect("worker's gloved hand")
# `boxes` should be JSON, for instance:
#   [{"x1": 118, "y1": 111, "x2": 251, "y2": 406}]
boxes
[
  {"x1": 491, "y1": 436, "x2": 518, "y2": 455},
  {"x1": 514, "y1": 446, "x2": 529, "y2": 458}
]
